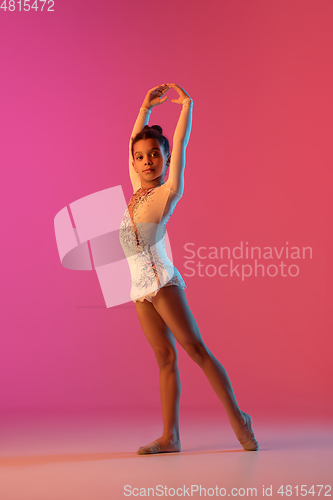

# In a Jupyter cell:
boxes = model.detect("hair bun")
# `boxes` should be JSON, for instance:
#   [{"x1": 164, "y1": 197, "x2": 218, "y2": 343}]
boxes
[
  {"x1": 151, "y1": 125, "x2": 163, "y2": 134},
  {"x1": 141, "y1": 124, "x2": 163, "y2": 134}
]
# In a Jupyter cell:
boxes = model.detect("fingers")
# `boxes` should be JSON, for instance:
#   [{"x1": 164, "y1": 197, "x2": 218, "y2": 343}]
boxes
[
  {"x1": 150, "y1": 84, "x2": 169, "y2": 94},
  {"x1": 167, "y1": 83, "x2": 187, "y2": 96},
  {"x1": 145, "y1": 83, "x2": 188, "y2": 106},
  {"x1": 159, "y1": 86, "x2": 170, "y2": 94},
  {"x1": 166, "y1": 83, "x2": 181, "y2": 89},
  {"x1": 150, "y1": 83, "x2": 183, "y2": 93},
  {"x1": 151, "y1": 83, "x2": 168, "y2": 91},
  {"x1": 155, "y1": 94, "x2": 169, "y2": 106},
  {"x1": 150, "y1": 85, "x2": 170, "y2": 100}
]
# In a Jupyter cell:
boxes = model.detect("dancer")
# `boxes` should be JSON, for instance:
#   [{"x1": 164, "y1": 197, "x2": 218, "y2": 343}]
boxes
[{"x1": 119, "y1": 83, "x2": 259, "y2": 454}]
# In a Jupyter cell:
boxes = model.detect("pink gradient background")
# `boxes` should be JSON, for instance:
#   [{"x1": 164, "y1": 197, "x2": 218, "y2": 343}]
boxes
[{"x1": 1, "y1": 0, "x2": 332, "y2": 419}]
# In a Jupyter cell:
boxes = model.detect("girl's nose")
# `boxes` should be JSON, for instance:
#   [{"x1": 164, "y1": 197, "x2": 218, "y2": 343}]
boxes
[{"x1": 145, "y1": 157, "x2": 152, "y2": 165}]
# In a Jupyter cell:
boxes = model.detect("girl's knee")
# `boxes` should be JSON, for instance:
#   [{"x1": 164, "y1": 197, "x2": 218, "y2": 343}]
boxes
[
  {"x1": 154, "y1": 347, "x2": 178, "y2": 369},
  {"x1": 183, "y1": 341, "x2": 209, "y2": 366}
]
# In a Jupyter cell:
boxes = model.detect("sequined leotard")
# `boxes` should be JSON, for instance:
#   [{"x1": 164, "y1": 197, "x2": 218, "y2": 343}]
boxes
[
  {"x1": 119, "y1": 183, "x2": 186, "y2": 302},
  {"x1": 119, "y1": 100, "x2": 192, "y2": 303}
]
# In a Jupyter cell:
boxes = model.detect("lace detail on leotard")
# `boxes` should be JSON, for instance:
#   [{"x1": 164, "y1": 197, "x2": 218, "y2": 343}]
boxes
[{"x1": 133, "y1": 274, "x2": 186, "y2": 303}]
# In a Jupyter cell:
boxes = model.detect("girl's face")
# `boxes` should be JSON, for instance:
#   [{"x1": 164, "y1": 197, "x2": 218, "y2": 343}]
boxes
[{"x1": 132, "y1": 138, "x2": 170, "y2": 182}]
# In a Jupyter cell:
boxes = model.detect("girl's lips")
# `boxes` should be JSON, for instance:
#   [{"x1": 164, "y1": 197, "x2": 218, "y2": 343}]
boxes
[{"x1": 144, "y1": 169, "x2": 154, "y2": 172}]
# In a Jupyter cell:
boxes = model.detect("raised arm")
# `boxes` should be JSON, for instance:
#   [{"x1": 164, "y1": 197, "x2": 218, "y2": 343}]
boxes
[
  {"x1": 164, "y1": 83, "x2": 193, "y2": 197},
  {"x1": 129, "y1": 84, "x2": 170, "y2": 192}
]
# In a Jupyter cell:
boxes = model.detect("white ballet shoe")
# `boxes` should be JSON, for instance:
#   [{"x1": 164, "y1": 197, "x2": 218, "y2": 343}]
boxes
[
  {"x1": 238, "y1": 412, "x2": 259, "y2": 451},
  {"x1": 137, "y1": 440, "x2": 181, "y2": 455}
]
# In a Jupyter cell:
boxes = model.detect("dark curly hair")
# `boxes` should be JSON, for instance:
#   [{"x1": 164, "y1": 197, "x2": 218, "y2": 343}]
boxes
[{"x1": 131, "y1": 125, "x2": 170, "y2": 159}]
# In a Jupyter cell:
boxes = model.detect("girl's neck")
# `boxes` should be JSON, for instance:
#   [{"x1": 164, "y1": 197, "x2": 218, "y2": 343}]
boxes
[{"x1": 140, "y1": 178, "x2": 165, "y2": 190}]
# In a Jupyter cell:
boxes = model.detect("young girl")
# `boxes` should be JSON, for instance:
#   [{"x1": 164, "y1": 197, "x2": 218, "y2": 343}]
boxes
[{"x1": 119, "y1": 83, "x2": 259, "y2": 454}]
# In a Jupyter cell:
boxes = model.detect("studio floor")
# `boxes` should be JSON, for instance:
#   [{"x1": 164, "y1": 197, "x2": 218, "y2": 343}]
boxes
[{"x1": 0, "y1": 409, "x2": 332, "y2": 499}]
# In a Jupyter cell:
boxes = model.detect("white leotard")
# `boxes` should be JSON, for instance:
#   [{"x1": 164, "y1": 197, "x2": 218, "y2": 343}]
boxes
[{"x1": 119, "y1": 183, "x2": 186, "y2": 302}]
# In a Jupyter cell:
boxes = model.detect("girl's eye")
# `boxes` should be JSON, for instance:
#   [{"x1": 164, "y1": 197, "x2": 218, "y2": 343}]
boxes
[{"x1": 151, "y1": 152, "x2": 158, "y2": 157}]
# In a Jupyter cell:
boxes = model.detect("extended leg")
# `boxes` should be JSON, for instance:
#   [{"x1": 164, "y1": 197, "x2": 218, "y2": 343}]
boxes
[
  {"x1": 151, "y1": 285, "x2": 257, "y2": 446},
  {"x1": 134, "y1": 298, "x2": 181, "y2": 449}
]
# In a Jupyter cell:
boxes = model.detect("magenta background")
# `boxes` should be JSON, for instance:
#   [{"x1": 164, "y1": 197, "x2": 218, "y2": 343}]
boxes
[{"x1": 1, "y1": 0, "x2": 332, "y2": 416}]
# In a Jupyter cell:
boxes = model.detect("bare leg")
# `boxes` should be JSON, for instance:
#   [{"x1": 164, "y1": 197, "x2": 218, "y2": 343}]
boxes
[
  {"x1": 134, "y1": 298, "x2": 181, "y2": 447},
  {"x1": 151, "y1": 285, "x2": 252, "y2": 443}
]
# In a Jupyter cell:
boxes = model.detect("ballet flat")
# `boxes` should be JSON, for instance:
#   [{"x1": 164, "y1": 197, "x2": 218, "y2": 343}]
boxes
[
  {"x1": 137, "y1": 440, "x2": 181, "y2": 455},
  {"x1": 238, "y1": 412, "x2": 259, "y2": 451}
]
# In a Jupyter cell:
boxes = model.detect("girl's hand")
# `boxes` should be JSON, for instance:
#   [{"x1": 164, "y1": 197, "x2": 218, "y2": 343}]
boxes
[
  {"x1": 167, "y1": 83, "x2": 191, "y2": 104},
  {"x1": 141, "y1": 84, "x2": 170, "y2": 109}
]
